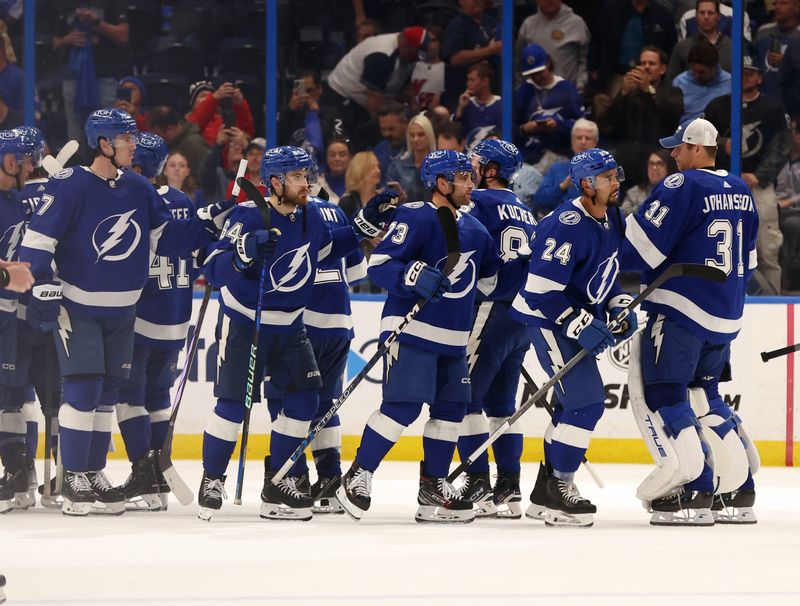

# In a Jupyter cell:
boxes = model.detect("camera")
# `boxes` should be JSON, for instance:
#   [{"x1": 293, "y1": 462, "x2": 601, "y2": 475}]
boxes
[
  {"x1": 294, "y1": 78, "x2": 307, "y2": 96},
  {"x1": 220, "y1": 96, "x2": 235, "y2": 128},
  {"x1": 116, "y1": 87, "x2": 132, "y2": 103}
]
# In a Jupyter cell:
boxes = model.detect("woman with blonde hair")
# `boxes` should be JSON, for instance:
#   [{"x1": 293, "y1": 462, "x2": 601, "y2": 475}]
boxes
[
  {"x1": 158, "y1": 150, "x2": 208, "y2": 207},
  {"x1": 338, "y1": 151, "x2": 382, "y2": 221},
  {"x1": 386, "y1": 113, "x2": 436, "y2": 203}
]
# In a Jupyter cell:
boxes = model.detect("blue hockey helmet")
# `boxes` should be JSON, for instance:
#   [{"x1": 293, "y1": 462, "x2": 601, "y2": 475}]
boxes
[
  {"x1": 471, "y1": 139, "x2": 523, "y2": 183},
  {"x1": 132, "y1": 132, "x2": 169, "y2": 178},
  {"x1": 569, "y1": 148, "x2": 625, "y2": 193},
  {"x1": 14, "y1": 126, "x2": 45, "y2": 165},
  {"x1": 420, "y1": 149, "x2": 474, "y2": 190},
  {"x1": 0, "y1": 129, "x2": 34, "y2": 163},
  {"x1": 260, "y1": 146, "x2": 318, "y2": 190},
  {"x1": 85, "y1": 108, "x2": 138, "y2": 149}
]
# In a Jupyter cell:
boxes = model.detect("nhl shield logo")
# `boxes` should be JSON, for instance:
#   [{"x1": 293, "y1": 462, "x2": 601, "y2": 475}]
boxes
[{"x1": 608, "y1": 338, "x2": 632, "y2": 371}]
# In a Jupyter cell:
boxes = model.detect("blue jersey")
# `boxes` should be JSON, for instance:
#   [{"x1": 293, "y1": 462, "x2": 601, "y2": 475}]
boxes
[
  {"x1": 462, "y1": 187, "x2": 537, "y2": 303},
  {"x1": 0, "y1": 188, "x2": 25, "y2": 314},
  {"x1": 510, "y1": 198, "x2": 625, "y2": 329},
  {"x1": 204, "y1": 198, "x2": 360, "y2": 333},
  {"x1": 457, "y1": 96, "x2": 503, "y2": 151},
  {"x1": 368, "y1": 202, "x2": 501, "y2": 356},
  {"x1": 135, "y1": 185, "x2": 199, "y2": 349},
  {"x1": 19, "y1": 167, "x2": 207, "y2": 317},
  {"x1": 18, "y1": 178, "x2": 47, "y2": 221},
  {"x1": 620, "y1": 169, "x2": 759, "y2": 344},
  {"x1": 304, "y1": 199, "x2": 366, "y2": 339}
]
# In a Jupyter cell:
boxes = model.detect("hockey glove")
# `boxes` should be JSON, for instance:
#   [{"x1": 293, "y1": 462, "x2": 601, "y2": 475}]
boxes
[
  {"x1": 353, "y1": 189, "x2": 399, "y2": 238},
  {"x1": 197, "y1": 198, "x2": 237, "y2": 238},
  {"x1": 560, "y1": 308, "x2": 615, "y2": 356},
  {"x1": 402, "y1": 260, "x2": 451, "y2": 302},
  {"x1": 606, "y1": 293, "x2": 638, "y2": 343},
  {"x1": 27, "y1": 282, "x2": 62, "y2": 332},
  {"x1": 233, "y1": 230, "x2": 280, "y2": 271}
]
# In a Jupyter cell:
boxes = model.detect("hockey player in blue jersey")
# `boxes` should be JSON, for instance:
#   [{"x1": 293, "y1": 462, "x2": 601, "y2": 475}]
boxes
[
  {"x1": 510, "y1": 148, "x2": 635, "y2": 527},
  {"x1": 114, "y1": 132, "x2": 207, "y2": 511},
  {"x1": 455, "y1": 138, "x2": 536, "y2": 519},
  {"x1": 336, "y1": 150, "x2": 502, "y2": 524},
  {"x1": 265, "y1": 195, "x2": 367, "y2": 514},
  {"x1": 620, "y1": 118, "x2": 760, "y2": 525},
  {"x1": 0, "y1": 129, "x2": 35, "y2": 513},
  {"x1": 18, "y1": 108, "x2": 231, "y2": 516},
  {"x1": 198, "y1": 146, "x2": 393, "y2": 521}
]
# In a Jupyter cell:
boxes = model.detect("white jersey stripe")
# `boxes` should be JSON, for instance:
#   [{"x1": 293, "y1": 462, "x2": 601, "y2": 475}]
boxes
[
  {"x1": 648, "y1": 287, "x2": 742, "y2": 334},
  {"x1": 380, "y1": 315, "x2": 469, "y2": 347},
  {"x1": 625, "y1": 215, "x2": 667, "y2": 269},
  {"x1": 134, "y1": 318, "x2": 191, "y2": 341},
  {"x1": 62, "y1": 280, "x2": 141, "y2": 307}
]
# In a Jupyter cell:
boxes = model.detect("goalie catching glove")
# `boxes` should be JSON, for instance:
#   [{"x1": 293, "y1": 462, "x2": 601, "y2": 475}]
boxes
[{"x1": 353, "y1": 189, "x2": 399, "y2": 238}]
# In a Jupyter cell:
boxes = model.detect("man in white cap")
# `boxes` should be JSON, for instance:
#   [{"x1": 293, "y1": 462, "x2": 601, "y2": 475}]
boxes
[{"x1": 619, "y1": 117, "x2": 762, "y2": 526}]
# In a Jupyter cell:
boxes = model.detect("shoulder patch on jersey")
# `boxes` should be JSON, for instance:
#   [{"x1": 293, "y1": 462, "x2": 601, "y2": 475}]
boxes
[
  {"x1": 405, "y1": 201, "x2": 425, "y2": 209},
  {"x1": 559, "y1": 210, "x2": 581, "y2": 225},
  {"x1": 157, "y1": 185, "x2": 170, "y2": 195},
  {"x1": 239, "y1": 201, "x2": 257, "y2": 208},
  {"x1": 52, "y1": 168, "x2": 73, "y2": 180},
  {"x1": 663, "y1": 173, "x2": 684, "y2": 189}
]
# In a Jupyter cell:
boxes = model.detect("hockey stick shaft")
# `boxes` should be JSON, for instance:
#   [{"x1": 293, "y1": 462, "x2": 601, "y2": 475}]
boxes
[
  {"x1": 519, "y1": 366, "x2": 604, "y2": 488},
  {"x1": 761, "y1": 343, "x2": 800, "y2": 362},
  {"x1": 447, "y1": 262, "x2": 725, "y2": 482},
  {"x1": 271, "y1": 207, "x2": 461, "y2": 485}
]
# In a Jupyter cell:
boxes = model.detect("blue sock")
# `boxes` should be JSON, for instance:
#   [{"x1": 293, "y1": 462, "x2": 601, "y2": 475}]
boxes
[
  {"x1": 23, "y1": 402, "x2": 38, "y2": 460},
  {"x1": 88, "y1": 406, "x2": 114, "y2": 471},
  {"x1": 59, "y1": 377, "x2": 103, "y2": 472},
  {"x1": 202, "y1": 398, "x2": 243, "y2": 477},
  {"x1": 458, "y1": 413, "x2": 490, "y2": 474},
  {"x1": 492, "y1": 433, "x2": 523, "y2": 474},
  {"x1": 422, "y1": 418, "x2": 461, "y2": 478},
  {"x1": 117, "y1": 403, "x2": 151, "y2": 461},
  {"x1": 355, "y1": 402, "x2": 421, "y2": 472},
  {"x1": 269, "y1": 390, "x2": 317, "y2": 476},
  {"x1": 311, "y1": 411, "x2": 341, "y2": 477}
]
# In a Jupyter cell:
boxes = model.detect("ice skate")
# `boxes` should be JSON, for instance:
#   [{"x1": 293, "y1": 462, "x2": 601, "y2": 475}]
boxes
[
  {"x1": 311, "y1": 475, "x2": 344, "y2": 514},
  {"x1": 0, "y1": 474, "x2": 16, "y2": 514},
  {"x1": 335, "y1": 461, "x2": 373, "y2": 520},
  {"x1": 260, "y1": 457, "x2": 313, "y2": 521},
  {"x1": 544, "y1": 471, "x2": 596, "y2": 528},
  {"x1": 154, "y1": 450, "x2": 171, "y2": 510},
  {"x1": 712, "y1": 489, "x2": 757, "y2": 524},
  {"x1": 1, "y1": 445, "x2": 32, "y2": 511},
  {"x1": 457, "y1": 472, "x2": 496, "y2": 517},
  {"x1": 17, "y1": 457, "x2": 37, "y2": 510},
  {"x1": 86, "y1": 470, "x2": 126, "y2": 515},
  {"x1": 525, "y1": 462, "x2": 548, "y2": 521},
  {"x1": 197, "y1": 470, "x2": 227, "y2": 521},
  {"x1": 493, "y1": 471, "x2": 522, "y2": 519},
  {"x1": 120, "y1": 453, "x2": 162, "y2": 511},
  {"x1": 649, "y1": 489, "x2": 714, "y2": 526},
  {"x1": 415, "y1": 462, "x2": 475, "y2": 524},
  {"x1": 61, "y1": 471, "x2": 96, "y2": 516}
]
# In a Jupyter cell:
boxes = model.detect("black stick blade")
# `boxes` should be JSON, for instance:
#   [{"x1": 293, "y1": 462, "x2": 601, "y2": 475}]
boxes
[
  {"x1": 237, "y1": 177, "x2": 272, "y2": 230},
  {"x1": 678, "y1": 263, "x2": 727, "y2": 283},
  {"x1": 435, "y1": 207, "x2": 460, "y2": 274}
]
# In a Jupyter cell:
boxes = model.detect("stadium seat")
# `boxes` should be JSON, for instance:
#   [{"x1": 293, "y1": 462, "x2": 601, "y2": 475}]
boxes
[
  {"x1": 218, "y1": 38, "x2": 266, "y2": 78},
  {"x1": 140, "y1": 73, "x2": 190, "y2": 114},
  {"x1": 147, "y1": 37, "x2": 206, "y2": 83}
]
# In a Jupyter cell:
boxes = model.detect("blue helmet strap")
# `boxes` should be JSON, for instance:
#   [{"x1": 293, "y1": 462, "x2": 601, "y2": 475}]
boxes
[
  {"x1": 98, "y1": 136, "x2": 126, "y2": 170},
  {"x1": 434, "y1": 175, "x2": 458, "y2": 210}
]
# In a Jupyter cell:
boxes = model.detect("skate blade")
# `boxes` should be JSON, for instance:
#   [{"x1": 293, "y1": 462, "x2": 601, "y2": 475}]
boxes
[
  {"x1": 90, "y1": 501, "x2": 126, "y2": 516},
  {"x1": 650, "y1": 508, "x2": 714, "y2": 526},
  {"x1": 61, "y1": 499, "x2": 92, "y2": 516},
  {"x1": 525, "y1": 503, "x2": 547, "y2": 520},
  {"x1": 713, "y1": 507, "x2": 757, "y2": 524},
  {"x1": 159, "y1": 494, "x2": 169, "y2": 511},
  {"x1": 312, "y1": 498, "x2": 344, "y2": 514},
  {"x1": 495, "y1": 500, "x2": 522, "y2": 520},
  {"x1": 259, "y1": 501, "x2": 312, "y2": 521},
  {"x1": 0, "y1": 500, "x2": 14, "y2": 514},
  {"x1": 472, "y1": 499, "x2": 498, "y2": 517},
  {"x1": 415, "y1": 505, "x2": 475, "y2": 524},
  {"x1": 335, "y1": 487, "x2": 366, "y2": 521},
  {"x1": 125, "y1": 493, "x2": 163, "y2": 512},
  {"x1": 197, "y1": 506, "x2": 217, "y2": 521},
  {"x1": 544, "y1": 509, "x2": 594, "y2": 528}
]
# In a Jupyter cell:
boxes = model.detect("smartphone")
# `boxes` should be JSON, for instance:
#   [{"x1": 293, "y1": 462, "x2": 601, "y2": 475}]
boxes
[
  {"x1": 116, "y1": 87, "x2": 132, "y2": 102},
  {"x1": 294, "y1": 78, "x2": 307, "y2": 96},
  {"x1": 769, "y1": 33, "x2": 783, "y2": 54},
  {"x1": 219, "y1": 96, "x2": 235, "y2": 128}
]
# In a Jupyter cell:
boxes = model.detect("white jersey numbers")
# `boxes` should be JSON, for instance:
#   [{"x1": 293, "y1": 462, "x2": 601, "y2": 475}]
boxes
[
  {"x1": 706, "y1": 218, "x2": 744, "y2": 277},
  {"x1": 541, "y1": 238, "x2": 572, "y2": 265}
]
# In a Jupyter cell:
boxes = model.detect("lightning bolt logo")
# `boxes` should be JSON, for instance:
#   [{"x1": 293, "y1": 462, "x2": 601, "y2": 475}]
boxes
[
  {"x1": 541, "y1": 329, "x2": 566, "y2": 394},
  {"x1": 651, "y1": 314, "x2": 665, "y2": 365},
  {"x1": 57, "y1": 308, "x2": 72, "y2": 358},
  {"x1": 442, "y1": 251, "x2": 476, "y2": 299},
  {"x1": 92, "y1": 210, "x2": 141, "y2": 262},
  {"x1": 1, "y1": 221, "x2": 24, "y2": 261},
  {"x1": 217, "y1": 315, "x2": 230, "y2": 367},
  {"x1": 467, "y1": 302, "x2": 492, "y2": 373},
  {"x1": 268, "y1": 244, "x2": 312, "y2": 293},
  {"x1": 384, "y1": 340, "x2": 400, "y2": 383}
]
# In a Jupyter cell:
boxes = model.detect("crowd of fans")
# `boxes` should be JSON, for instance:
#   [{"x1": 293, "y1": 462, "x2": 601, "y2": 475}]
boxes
[{"x1": 2, "y1": 0, "x2": 800, "y2": 293}]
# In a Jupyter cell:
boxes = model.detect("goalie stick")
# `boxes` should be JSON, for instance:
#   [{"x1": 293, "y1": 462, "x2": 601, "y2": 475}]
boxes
[
  {"x1": 447, "y1": 263, "x2": 727, "y2": 483},
  {"x1": 270, "y1": 205, "x2": 461, "y2": 486},
  {"x1": 158, "y1": 160, "x2": 249, "y2": 505}
]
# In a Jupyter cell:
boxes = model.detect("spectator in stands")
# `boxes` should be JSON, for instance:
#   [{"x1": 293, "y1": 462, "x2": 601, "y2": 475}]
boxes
[
  {"x1": 315, "y1": 136, "x2": 352, "y2": 204},
  {"x1": 677, "y1": 1, "x2": 750, "y2": 41},
  {"x1": 186, "y1": 80, "x2": 255, "y2": 148},
  {"x1": 386, "y1": 113, "x2": 436, "y2": 203},
  {"x1": 776, "y1": 115, "x2": 800, "y2": 289},
  {"x1": 50, "y1": 2, "x2": 130, "y2": 142},
  {"x1": 373, "y1": 101, "x2": 408, "y2": 188},
  {"x1": 114, "y1": 76, "x2": 148, "y2": 131},
  {"x1": 533, "y1": 118, "x2": 598, "y2": 216},
  {"x1": 441, "y1": 0, "x2": 501, "y2": 110},
  {"x1": 324, "y1": 26, "x2": 430, "y2": 134},
  {"x1": 278, "y1": 71, "x2": 344, "y2": 169},
  {"x1": 437, "y1": 121, "x2": 466, "y2": 153},
  {"x1": 668, "y1": 1, "x2": 732, "y2": 80},
  {"x1": 603, "y1": 45, "x2": 683, "y2": 185},
  {"x1": 705, "y1": 54, "x2": 791, "y2": 294},
  {"x1": 198, "y1": 125, "x2": 249, "y2": 202},
  {"x1": 755, "y1": 0, "x2": 800, "y2": 97},
  {"x1": 410, "y1": 25, "x2": 445, "y2": 111},
  {"x1": 587, "y1": 0, "x2": 675, "y2": 120},
  {"x1": 0, "y1": 24, "x2": 21, "y2": 112},
  {"x1": 146, "y1": 105, "x2": 210, "y2": 178},
  {"x1": 455, "y1": 62, "x2": 502, "y2": 151},
  {"x1": 356, "y1": 19, "x2": 382, "y2": 44},
  {"x1": 225, "y1": 138, "x2": 266, "y2": 203},
  {"x1": 515, "y1": 0, "x2": 590, "y2": 90},
  {"x1": 338, "y1": 150, "x2": 382, "y2": 221},
  {"x1": 159, "y1": 150, "x2": 207, "y2": 208},
  {"x1": 672, "y1": 39, "x2": 730, "y2": 121},
  {"x1": 514, "y1": 43, "x2": 585, "y2": 172},
  {"x1": 620, "y1": 148, "x2": 676, "y2": 215}
]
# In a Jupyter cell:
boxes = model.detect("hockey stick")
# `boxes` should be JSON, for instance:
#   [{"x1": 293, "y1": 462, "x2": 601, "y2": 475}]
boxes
[
  {"x1": 158, "y1": 160, "x2": 249, "y2": 505},
  {"x1": 519, "y1": 365, "x2": 604, "y2": 488},
  {"x1": 761, "y1": 343, "x2": 800, "y2": 362},
  {"x1": 447, "y1": 262, "x2": 727, "y2": 483},
  {"x1": 42, "y1": 337, "x2": 57, "y2": 502},
  {"x1": 41, "y1": 140, "x2": 79, "y2": 176},
  {"x1": 233, "y1": 176, "x2": 276, "y2": 505},
  {"x1": 270, "y1": 206, "x2": 461, "y2": 486}
]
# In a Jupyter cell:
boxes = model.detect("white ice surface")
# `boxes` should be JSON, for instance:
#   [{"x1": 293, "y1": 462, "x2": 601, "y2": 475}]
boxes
[{"x1": 2, "y1": 461, "x2": 799, "y2": 606}]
